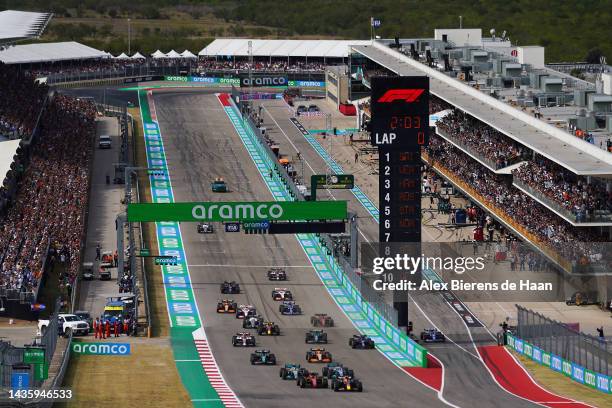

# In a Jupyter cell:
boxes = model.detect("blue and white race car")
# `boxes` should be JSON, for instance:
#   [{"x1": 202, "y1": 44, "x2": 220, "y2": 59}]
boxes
[
  {"x1": 322, "y1": 362, "x2": 354, "y2": 379},
  {"x1": 349, "y1": 334, "x2": 375, "y2": 349},
  {"x1": 279, "y1": 301, "x2": 302, "y2": 315},
  {"x1": 420, "y1": 328, "x2": 446, "y2": 343}
]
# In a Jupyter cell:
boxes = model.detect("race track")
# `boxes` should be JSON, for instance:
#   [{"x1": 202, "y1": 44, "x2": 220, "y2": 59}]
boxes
[{"x1": 153, "y1": 90, "x2": 447, "y2": 408}]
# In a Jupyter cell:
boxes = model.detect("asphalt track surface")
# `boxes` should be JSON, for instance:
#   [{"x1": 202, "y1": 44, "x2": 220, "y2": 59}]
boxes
[
  {"x1": 153, "y1": 90, "x2": 447, "y2": 408},
  {"x1": 256, "y1": 99, "x2": 538, "y2": 408}
]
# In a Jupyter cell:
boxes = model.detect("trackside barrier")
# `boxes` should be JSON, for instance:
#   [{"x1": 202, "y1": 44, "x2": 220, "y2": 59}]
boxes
[
  {"x1": 507, "y1": 333, "x2": 612, "y2": 394},
  {"x1": 231, "y1": 96, "x2": 427, "y2": 367}
]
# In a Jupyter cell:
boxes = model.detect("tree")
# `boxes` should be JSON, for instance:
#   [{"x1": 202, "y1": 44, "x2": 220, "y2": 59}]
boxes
[
  {"x1": 585, "y1": 47, "x2": 604, "y2": 64},
  {"x1": 108, "y1": 9, "x2": 118, "y2": 19}
]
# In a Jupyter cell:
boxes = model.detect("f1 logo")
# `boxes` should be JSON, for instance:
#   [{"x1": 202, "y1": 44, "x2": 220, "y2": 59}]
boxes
[{"x1": 378, "y1": 89, "x2": 424, "y2": 103}]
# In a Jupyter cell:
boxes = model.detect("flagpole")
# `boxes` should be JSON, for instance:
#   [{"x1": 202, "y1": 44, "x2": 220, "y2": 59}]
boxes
[{"x1": 370, "y1": 17, "x2": 373, "y2": 43}]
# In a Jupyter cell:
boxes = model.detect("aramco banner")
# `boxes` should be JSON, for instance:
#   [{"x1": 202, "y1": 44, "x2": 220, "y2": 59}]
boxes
[{"x1": 127, "y1": 201, "x2": 348, "y2": 222}]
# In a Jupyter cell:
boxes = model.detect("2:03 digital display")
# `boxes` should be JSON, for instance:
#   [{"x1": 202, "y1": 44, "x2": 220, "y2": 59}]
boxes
[{"x1": 389, "y1": 115, "x2": 421, "y2": 130}]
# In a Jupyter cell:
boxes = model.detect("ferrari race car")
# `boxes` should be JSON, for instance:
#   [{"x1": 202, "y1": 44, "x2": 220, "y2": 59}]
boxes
[
  {"x1": 279, "y1": 363, "x2": 307, "y2": 381},
  {"x1": 271, "y1": 288, "x2": 293, "y2": 301},
  {"x1": 305, "y1": 329, "x2": 328, "y2": 344},
  {"x1": 311, "y1": 313, "x2": 334, "y2": 327},
  {"x1": 306, "y1": 347, "x2": 332, "y2": 363},
  {"x1": 250, "y1": 349, "x2": 277, "y2": 365},
  {"x1": 420, "y1": 328, "x2": 446, "y2": 343},
  {"x1": 331, "y1": 375, "x2": 363, "y2": 392},
  {"x1": 349, "y1": 334, "x2": 375, "y2": 349},
  {"x1": 236, "y1": 304, "x2": 257, "y2": 319},
  {"x1": 258, "y1": 321, "x2": 280, "y2": 336},
  {"x1": 197, "y1": 222, "x2": 214, "y2": 233},
  {"x1": 232, "y1": 332, "x2": 256, "y2": 347},
  {"x1": 216, "y1": 299, "x2": 237, "y2": 313},
  {"x1": 267, "y1": 268, "x2": 287, "y2": 281},
  {"x1": 211, "y1": 177, "x2": 228, "y2": 192},
  {"x1": 297, "y1": 371, "x2": 329, "y2": 389},
  {"x1": 279, "y1": 301, "x2": 302, "y2": 315},
  {"x1": 220, "y1": 281, "x2": 240, "y2": 294},
  {"x1": 242, "y1": 315, "x2": 264, "y2": 329},
  {"x1": 322, "y1": 362, "x2": 354, "y2": 379}
]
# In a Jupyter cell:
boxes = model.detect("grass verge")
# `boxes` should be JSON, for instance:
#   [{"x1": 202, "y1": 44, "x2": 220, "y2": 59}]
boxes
[
  {"x1": 511, "y1": 350, "x2": 610, "y2": 408},
  {"x1": 56, "y1": 339, "x2": 191, "y2": 408}
]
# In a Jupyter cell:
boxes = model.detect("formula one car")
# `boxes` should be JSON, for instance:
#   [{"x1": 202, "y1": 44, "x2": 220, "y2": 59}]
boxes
[
  {"x1": 272, "y1": 288, "x2": 293, "y2": 301},
  {"x1": 250, "y1": 349, "x2": 276, "y2": 365},
  {"x1": 242, "y1": 315, "x2": 264, "y2": 329},
  {"x1": 279, "y1": 363, "x2": 307, "y2": 381},
  {"x1": 258, "y1": 321, "x2": 280, "y2": 336},
  {"x1": 220, "y1": 281, "x2": 240, "y2": 294},
  {"x1": 331, "y1": 375, "x2": 363, "y2": 392},
  {"x1": 306, "y1": 347, "x2": 332, "y2": 363},
  {"x1": 420, "y1": 328, "x2": 446, "y2": 343},
  {"x1": 305, "y1": 329, "x2": 328, "y2": 344},
  {"x1": 211, "y1": 177, "x2": 228, "y2": 192},
  {"x1": 216, "y1": 299, "x2": 237, "y2": 313},
  {"x1": 279, "y1": 301, "x2": 302, "y2": 315},
  {"x1": 297, "y1": 371, "x2": 328, "y2": 389},
  {"x1": 197, "y1": 222, "x2": 214, "y2": 233},
  {"x1": 322, "y1": 362, "x2": 354, "y2": 379},
  {"x1": 311, "y1": 313, "x2": 334, "y2": 327},
  {"x1": 349, "y1": 334, "x2": 375, "y2": 349},
  {"x1": 236, "y1": 304, "x2": 257, "y2": 319},
  {"x1": 267, "y1": 268, "x2": 287, "y2": 281},
  {"x1": 232, "y1": 332, "x2": 256, "y2": 347}
]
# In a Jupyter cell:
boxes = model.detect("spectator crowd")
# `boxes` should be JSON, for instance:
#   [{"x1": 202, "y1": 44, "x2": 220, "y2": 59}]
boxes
[
  {"x1": 512, "y1": 158, "x2": 612, "y2": 222},
  {"x1": 425, "y1": 134, "x2": 606, "y2": 261},
  {"x1": 436, "y1": 109, "x2": 527, "y2": 169},
  {"x1": 197, "y1": 58, "x2": 326, "y2": 73},
  {"x1": 0, "y1": 62, "x2": 95, "y2": 294}
]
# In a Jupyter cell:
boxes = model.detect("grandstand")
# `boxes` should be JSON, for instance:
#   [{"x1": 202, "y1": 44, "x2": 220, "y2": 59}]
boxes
[{"x1": 347, "y1": 33, "x2": 612, "y2": 303}]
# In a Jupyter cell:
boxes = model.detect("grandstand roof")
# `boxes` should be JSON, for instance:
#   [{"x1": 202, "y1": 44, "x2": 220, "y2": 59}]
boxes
[
  {"x1": 0, "y1": 10, "x2": 52, "y2": 45},
  {"x1": 199, "y1": 39, "x2": 370, "y2": 58},
  {"x1": 352, "y1": 43, "x2": 612, "y2": 176},
  {"x1": 0, "y1": 139, "x2": 21, "y2": 187},
  {"x1": 0, "y1": 41, "x2": 108, "y2": 64}
]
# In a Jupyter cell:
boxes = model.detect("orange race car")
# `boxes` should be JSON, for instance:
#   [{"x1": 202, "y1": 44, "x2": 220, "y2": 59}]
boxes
[
  {"x1": 306, "y1": 347, "x2": 332, "y2": 363},
  {"x1": 216, "y1": 299, "x2": 237, "y2": 313}
]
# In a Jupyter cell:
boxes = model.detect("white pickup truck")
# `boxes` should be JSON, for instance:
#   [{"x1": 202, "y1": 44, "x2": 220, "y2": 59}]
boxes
[{"x1": 38, "y1": 313, "x2": 90, "y2": 337}]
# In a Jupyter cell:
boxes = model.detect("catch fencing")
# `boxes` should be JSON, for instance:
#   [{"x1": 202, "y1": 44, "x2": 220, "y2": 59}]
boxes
[{"x1": 516, "y1": 304, "x2": 611, "y2": 375}]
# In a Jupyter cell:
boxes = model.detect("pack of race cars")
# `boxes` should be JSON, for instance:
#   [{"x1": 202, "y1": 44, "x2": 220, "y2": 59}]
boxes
[{"x1": 215, "y1": 267, "x2": 370, "y2": 392}]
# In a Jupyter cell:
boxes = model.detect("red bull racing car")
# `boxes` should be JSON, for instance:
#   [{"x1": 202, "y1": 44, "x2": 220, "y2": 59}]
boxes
[
  {"x1": 331, "y1": 375, "x2": 363, "y2": 392},
  {"x1": 236, "y1": 304, "x2": 257, "y2": 319},
  {"x1": 349, "y1": 334, "x2": 375, "y2": 349},
  {"x1": 232, "y1": 332, "x2": 256, "y2": 347},
  {"x1": 221, "y1": 281, "x2": 240, "y2": 294},
  {"x1": 306, "y1": 347, "x2": 332, "y2": 363},
  {"x1": 258, "y1": 321, "x2": 280, "y2": 336},
  {"x1": 267, "y1": 268, "x2": 287, "y2": 281},
  {"x1": 311, "y1": 313, "x2": 334, "y2": 327},
  {"x1": 297, "y1": 371, "x2": 329, "y2": 389},
  {"x1": 250, "y1": 349, "x2": 277, "y2": 365},
  {"x1": 272, "y1": 288, "x2": 293, "y2": 301},
  {"x1": 216, "y1": 299, "x2": 237, "y2": 313}
]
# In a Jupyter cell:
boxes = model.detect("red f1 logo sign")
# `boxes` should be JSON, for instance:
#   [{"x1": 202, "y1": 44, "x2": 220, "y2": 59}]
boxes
[{"x1": 377, "y1": 89, "x2": 425, "y2": 103}]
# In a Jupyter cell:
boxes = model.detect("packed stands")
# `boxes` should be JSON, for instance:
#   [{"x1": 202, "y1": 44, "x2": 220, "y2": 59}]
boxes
[
  {"x1": 513, "y1": 158, "x2": 612, "y2": 222},
  {"x1": 0, "y1": 63, "x2": 95, "y2": 294},
  {"x1": 436, "y1": 110, "x2": 528, "y2": 169},
  {"x1": 424, "y1": 134, "x2": 605, "y2": 262},
  {"x1": 197, "y1": 59, "x2": 326, "y2": 73}
]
